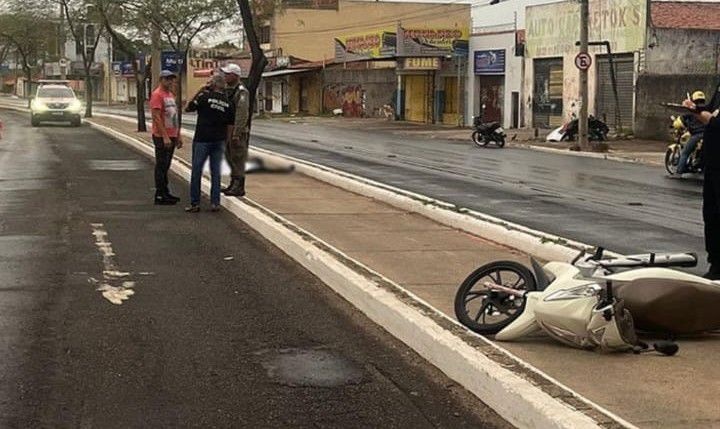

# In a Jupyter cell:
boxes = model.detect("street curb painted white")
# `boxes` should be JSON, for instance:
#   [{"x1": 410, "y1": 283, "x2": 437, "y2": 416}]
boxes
[
  {"x1": 85, "y1": 119, "x2": 635, "y2": 429},
  {"x1": 86, "y1": 110, "x2": 621, "y2": 264}
]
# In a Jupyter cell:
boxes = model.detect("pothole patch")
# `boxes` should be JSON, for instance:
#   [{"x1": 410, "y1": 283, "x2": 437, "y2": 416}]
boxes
[{"x1": 258, "y1": 348, "x2": 364, "y2": 387}]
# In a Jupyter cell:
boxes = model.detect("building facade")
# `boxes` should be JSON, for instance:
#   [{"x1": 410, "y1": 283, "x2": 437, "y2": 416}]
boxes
[{"x1": 263, "y1": 0, "x2": 470, "y2": 123}]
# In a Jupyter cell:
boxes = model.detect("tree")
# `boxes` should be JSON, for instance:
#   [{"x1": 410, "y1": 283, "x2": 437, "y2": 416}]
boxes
[
  {"x1": 127, "y1": 0, "x2": 232, "y2": 129},
  {"x1": 96, "y1": 0, "x2": 150, "y2": 131},
  {"x1": 0, "y1": 9, "x2": 54, "y2": 102},
  {"x1": 57, "y1": 0, "x2": 107, "y2": 118},
  {"x1": 236, "y1": 0, "x2": 268, "y2": 131}
]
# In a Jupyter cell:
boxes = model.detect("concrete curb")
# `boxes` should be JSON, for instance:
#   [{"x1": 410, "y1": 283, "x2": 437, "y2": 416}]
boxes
[
  {"x1": 249, "y1": 145, "x2": 627, "y2": 263},
  {"x1": 87, "y1": 109, "x2": 614, "y2": 263},
  {"x1": 83, "y1": 118, "x2": 636, "y2": 429}
]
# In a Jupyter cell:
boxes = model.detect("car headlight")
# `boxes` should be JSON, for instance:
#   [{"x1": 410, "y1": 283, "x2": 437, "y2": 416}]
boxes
[
  {"x1": 69, "y1": 100, "x2": 82, "y2": 112},
  {"x1": 544, "y1": 283, "x2": 602, "y2": 302},
  {"x1": 33, "y1": 100, "x2": 48, "y2": 112}
]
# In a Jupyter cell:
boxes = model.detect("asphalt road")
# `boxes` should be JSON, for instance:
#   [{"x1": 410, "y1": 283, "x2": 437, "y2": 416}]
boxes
[
  {"x1": 0, "y1": 109, "x2": 508, "y2": 428},
  {"x1": 89, "y1": 106, "x2": 704, "y2": 272}
]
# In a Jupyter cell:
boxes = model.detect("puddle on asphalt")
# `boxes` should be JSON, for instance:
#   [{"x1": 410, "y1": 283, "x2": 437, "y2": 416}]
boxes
[
  {"x1": 87, "y1": 160, "x2": 145, "y2": 171},
  {"x1": 258, "y1": 348, "x2": 364, "y2": 387}
]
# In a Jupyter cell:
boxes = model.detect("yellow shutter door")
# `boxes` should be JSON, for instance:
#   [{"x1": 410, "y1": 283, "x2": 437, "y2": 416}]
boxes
[{"x1": 404, "y1": 75, "x2": 428, "y2": 123}]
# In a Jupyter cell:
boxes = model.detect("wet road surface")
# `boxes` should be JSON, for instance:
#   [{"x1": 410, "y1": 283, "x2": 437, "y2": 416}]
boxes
[
  {"x1": 92, "y1": 106, "x2": 702, "y2": 271},
  {"x1": 0, "y1": 110, "x2": 508, "y2": 428}
]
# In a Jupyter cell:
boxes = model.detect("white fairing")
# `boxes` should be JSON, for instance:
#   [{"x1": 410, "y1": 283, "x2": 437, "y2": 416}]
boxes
[
  {"x1": 603, "y1": 267, "x2": 713, "y2": 284},
  {"x1": 546, "y1": 126, "x2": 565, "y2": 142},
  {"x1": 494, "y1": 257, "x2": 714, "y2": 350},
  {"x1": 496, "y1": 262, "x2": 582, "y2": 341}
]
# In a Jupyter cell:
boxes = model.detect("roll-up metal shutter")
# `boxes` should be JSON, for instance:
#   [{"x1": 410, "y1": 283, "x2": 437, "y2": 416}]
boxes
[{"x1": 596, "y1": 54, "x2": 635, "y2": 132}]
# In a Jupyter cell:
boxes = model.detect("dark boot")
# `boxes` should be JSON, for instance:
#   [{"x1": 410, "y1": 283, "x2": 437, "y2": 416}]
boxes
[
  {"x1": 221, "y1": 179, "x2": 236, "y2": 193},
  {"x1": 704, "y1": 264, "x2": 720, "y2": 280},
  {"x1": 223, "y1": 177, "x2": 246, "y2": 197},
  {"x1": 154, "y1": 194, "x2": 178, "y2": 205},
  {"x1": 165, "y1": 192, "x2": 180, "y2": 202}
]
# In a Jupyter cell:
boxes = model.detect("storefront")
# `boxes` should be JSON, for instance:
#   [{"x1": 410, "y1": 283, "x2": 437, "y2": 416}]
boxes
[
  {"x1": 399, "y1": 57, "x2": 437, "y2": 123},
  {"x1": 474, "y1": 49, "x2": 506, "y2": 124},
  {"x1": 523, "y1": 0, "x2": 646, "y2": 130},
  {"x1": 532, "y1": 57, "x2": 564, "y2": 128}
]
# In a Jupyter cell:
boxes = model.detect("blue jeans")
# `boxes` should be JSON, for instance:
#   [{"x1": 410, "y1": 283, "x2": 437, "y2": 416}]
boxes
[
  {"x1": 190, "y1": 140, "x2": 224, "y2": 206},
  {"x1": 677, "y1": 133, "x2": 702, "y2": 174}
]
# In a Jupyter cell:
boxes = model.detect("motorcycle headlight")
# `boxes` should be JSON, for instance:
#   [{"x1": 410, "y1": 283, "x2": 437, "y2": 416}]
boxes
[
  {"x1": 544, "y1": 283, "x2": 602, "y2": 302},
  {"x1": 69, "y1": 99, "x2": 82, "y2": 112}
]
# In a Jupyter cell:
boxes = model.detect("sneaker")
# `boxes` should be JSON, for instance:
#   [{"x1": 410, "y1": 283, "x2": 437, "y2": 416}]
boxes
[
  {"x1": 184, "y1": 204, "x2": 201, "y2": 213},
  {"x1": 155, "y1": 195, "x2": 178, "y2": 205},
  {"x1": 210, "y1": 204, "x2": 221, "y2": 212}
]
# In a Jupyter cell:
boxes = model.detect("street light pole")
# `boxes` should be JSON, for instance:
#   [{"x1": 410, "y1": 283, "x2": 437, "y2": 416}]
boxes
[{"x1": 579, "y1": 0, "x2": 589, "y2": 150}]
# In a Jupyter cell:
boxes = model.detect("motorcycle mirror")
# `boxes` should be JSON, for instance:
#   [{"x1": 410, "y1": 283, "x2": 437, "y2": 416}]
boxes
[{"x1": 653, "y1": 341, "x2": 679, "y2": 356}]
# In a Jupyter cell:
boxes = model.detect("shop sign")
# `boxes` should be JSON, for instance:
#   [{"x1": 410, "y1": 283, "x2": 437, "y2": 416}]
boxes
[
  {"x1": 397, "y1": 26, "x2": 468, "y2": 57},
  {"x1": 161, "y1": 51, "x2": 186, "y2": 73},
  {"x1": 403, "y1": 57, "x2": 440, "y2": 70},
  {"x1": 474, "y1": 49, "x2": 505, "y2": 75},
  {"x1": 334, "y1": 29, "x2": 396, "y2": 62},
  {"x1": 526, "y1": 0, "x2": 646, "y2": 57}
]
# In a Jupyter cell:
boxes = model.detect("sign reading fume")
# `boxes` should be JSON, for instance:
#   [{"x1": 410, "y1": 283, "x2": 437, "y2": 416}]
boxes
[{"x1": 402, "y1": 57, "x2": 440, "y2": 70}]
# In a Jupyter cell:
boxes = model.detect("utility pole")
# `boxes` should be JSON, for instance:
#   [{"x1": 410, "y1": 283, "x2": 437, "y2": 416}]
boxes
[{"x1": 578, "y1": 0, "x2": 589, "y2": 150}]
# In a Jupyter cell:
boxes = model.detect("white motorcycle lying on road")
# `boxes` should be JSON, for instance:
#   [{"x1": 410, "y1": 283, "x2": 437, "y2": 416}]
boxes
[{"x1": 455, "y1": 248, "x2": 720, "y2": 355}]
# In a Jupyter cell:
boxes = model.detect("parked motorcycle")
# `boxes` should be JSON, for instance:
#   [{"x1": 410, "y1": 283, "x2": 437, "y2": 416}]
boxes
[
  {"x1": 454, "y1": 248, "x2": 720, "y2": 354},
  {"x1": 472, "y1": 104, "x2": 506, "y2": 148},
  {"x1": 665, "y1": 115, "x2": 703, "y2": 175},
  {"x1": 546, "y1": 115, "x2": 610, "y2": 142}
]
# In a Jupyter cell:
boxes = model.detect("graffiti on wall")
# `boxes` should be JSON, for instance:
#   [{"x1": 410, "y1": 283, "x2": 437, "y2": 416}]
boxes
[{"x1": 323, "y1": 84, "x2": 365, "y2": 117}]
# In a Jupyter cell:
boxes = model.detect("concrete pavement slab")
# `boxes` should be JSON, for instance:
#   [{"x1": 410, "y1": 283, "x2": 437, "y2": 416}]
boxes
[
  {"x1": 85, "y1": 114, "x2": 720, "y2": 428},
  {"x1": 284, "y1": 213, "x2": 453, "y2": 232}
]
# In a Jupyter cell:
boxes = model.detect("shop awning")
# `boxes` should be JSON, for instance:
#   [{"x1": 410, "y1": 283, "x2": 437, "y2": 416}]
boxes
[{"x1": 261, "y1": 68, "x2": 313, "y2": 78}]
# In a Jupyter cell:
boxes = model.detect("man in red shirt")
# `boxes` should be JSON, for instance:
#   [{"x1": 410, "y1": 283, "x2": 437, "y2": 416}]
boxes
[{"x1": 150, "y1": 70, "x2": 183, "y2": 205}]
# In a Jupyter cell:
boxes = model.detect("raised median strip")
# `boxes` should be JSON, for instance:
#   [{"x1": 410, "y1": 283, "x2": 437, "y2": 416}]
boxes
[{"x1": 74, "y1": 112, "x2": 633, "y2": 429}]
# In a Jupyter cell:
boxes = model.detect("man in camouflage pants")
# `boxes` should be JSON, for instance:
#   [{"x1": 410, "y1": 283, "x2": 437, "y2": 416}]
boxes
[{"x1": 220, "y1": 63, "x2": 250, "y2": 197}]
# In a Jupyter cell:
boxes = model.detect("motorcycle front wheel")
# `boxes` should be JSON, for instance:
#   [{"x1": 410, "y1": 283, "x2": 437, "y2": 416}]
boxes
[
  {"x1": 665, "y1": 146, "x2": 681, "y2": 175},
  {"x1": 472, "y1": 131, "x2": 489, "y2": 148},
  {"x1": 454, "y1": 261, "x2": 537, "y2": 336}
]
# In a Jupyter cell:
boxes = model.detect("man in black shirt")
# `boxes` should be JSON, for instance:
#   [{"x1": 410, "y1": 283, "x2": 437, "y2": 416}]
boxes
[
  {"x1": 684, "y1": 89, "x2": 720, "y2": 278},
  {"x1": 184, "y1": 74, "x2": 236, "y2": 212}
]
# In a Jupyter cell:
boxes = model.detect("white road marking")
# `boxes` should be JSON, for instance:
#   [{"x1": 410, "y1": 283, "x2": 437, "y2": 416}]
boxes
[{"x1": 90, "y1": 223, "x2": 136, "y2": 305}]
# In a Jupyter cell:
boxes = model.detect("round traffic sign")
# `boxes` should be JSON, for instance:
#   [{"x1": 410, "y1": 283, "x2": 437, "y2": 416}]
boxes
[
  {"x1": 575, "y1": 53, "x2": 592, "y2": 71},
  {"x1": 59, "y1": 58, "x2": 68, "y2": 67}
]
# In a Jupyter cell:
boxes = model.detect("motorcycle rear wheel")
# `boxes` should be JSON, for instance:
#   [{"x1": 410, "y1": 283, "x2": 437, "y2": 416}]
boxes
[
  {"x1": 472, "y1": 131, "x2": 489, "y2": 148},
  {"x1": 454, "y1": 261, "x2": 537, "y2": 336},
  {"x1": 665, "y1": 146, "x2": 681, "y2": 175}
]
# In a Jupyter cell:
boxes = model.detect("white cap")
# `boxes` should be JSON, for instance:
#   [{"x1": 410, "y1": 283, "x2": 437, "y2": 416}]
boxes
[{"x1": 220, "y1": 63, "x2": 242, "y2": 76}]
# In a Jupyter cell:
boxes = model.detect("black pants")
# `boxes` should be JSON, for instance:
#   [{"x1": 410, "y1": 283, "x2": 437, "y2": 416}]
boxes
[
  {"x1": 704, "y1": 169, "x2": 720, "y2": 265},
  {"x1": 153, "y1": 136, "x2": 176, "y2": 196}
]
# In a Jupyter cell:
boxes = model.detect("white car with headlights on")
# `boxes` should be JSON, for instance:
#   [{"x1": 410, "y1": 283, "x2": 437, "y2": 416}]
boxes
[{"x1": 30, "y1": 83, "x2": 83, "y2": 127}]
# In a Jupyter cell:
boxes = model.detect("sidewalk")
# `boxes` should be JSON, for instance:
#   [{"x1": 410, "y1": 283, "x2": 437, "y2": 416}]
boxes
[
  {"x1": 259, "y1": 116, "x2": 667, "y2": 166},
  {"x1": 90, "y1": 115, "x2": 720, "y2": 428}
]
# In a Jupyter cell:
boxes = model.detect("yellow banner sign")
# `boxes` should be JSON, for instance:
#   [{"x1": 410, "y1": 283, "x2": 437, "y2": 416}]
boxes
[{"x1": 526, "y1": 0, "x2": 646, "y2": 58}]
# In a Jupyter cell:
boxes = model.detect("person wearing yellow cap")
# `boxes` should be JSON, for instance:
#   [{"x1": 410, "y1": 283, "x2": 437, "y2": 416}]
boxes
[{"x1": 676, "y1": 90, "x2": 707, "y2": 175}]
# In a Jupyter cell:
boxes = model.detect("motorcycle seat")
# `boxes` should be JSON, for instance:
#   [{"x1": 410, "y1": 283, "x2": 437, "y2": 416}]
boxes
[{"x1": 616, "y1": 278, "x2": 720, "y2": 334}]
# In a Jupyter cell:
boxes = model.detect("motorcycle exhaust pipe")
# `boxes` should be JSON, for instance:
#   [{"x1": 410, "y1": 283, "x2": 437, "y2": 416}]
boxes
[{"x1": 483, "y1": 282, "x2": 526, "y2": 297}]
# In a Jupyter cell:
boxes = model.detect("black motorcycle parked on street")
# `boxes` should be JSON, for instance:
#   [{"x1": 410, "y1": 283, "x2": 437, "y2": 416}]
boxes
[{"x1": 472, "y1": 104, "x2": 506, "y2": 148}]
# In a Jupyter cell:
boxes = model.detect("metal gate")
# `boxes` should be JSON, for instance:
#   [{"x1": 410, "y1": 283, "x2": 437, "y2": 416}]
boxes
[
  {"x1": 533, "y1": 58, "x2": 564, "y2": 128},
  {"x1": 595, "y1": 54, "x2": 635, "y2": 132}
]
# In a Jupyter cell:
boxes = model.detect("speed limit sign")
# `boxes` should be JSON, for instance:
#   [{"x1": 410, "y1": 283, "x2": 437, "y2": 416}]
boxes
[{"x1": 575, "y1": 53, "x2": 592, "y2": 71}]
